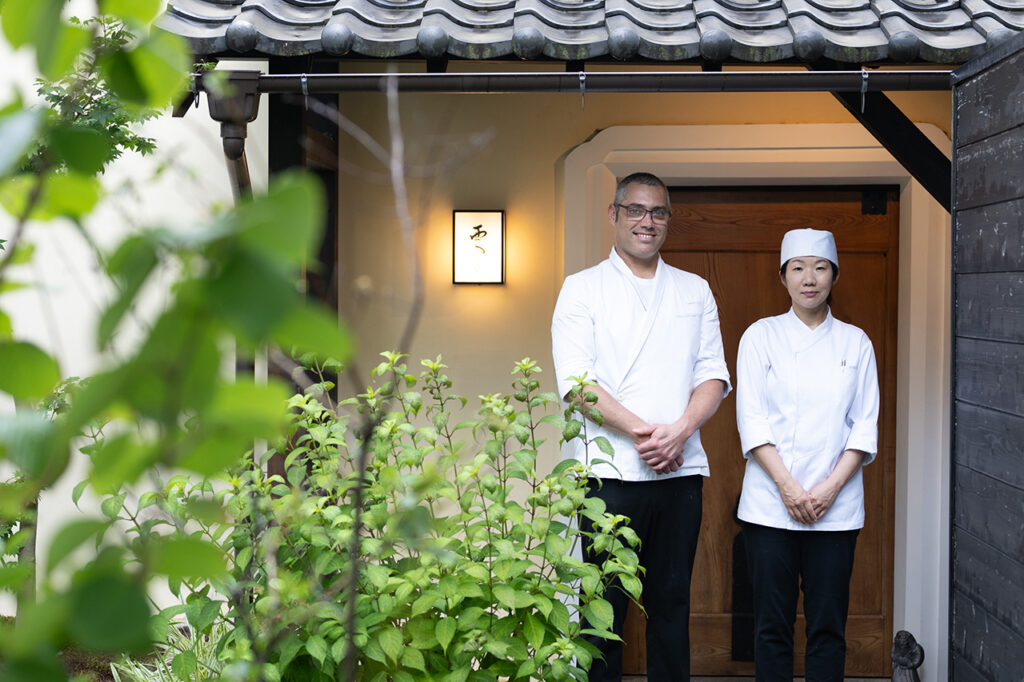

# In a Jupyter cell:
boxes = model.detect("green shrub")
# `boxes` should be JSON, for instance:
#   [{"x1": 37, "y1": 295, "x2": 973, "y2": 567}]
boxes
[{"x1": 105, "y1": 354, "x2": 640, "y2": 682}]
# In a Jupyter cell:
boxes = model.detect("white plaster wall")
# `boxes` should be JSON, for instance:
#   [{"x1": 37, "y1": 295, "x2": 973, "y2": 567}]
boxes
[
  {"x1": 562, "y1": 123, "x2": 952, "y2": 680},
  {"x1": 0, "y1": 39, "x2": 269, "y2": 611}
]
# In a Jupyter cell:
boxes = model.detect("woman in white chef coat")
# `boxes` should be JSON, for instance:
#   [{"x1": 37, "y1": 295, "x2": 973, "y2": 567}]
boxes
[{"x1": 736, "y1": 228, "x2": 879, "y2": 682}]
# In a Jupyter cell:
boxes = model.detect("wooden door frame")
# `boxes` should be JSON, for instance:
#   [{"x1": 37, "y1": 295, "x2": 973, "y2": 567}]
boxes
[{"x1": 559, "y1": 123, "x2": 953, "y2": 680}]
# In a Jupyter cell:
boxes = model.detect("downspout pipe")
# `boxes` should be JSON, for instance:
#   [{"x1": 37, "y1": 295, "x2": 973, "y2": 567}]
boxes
[
  {"x1": 200, "y1": 69, "x2": 952, "y2": 95},
  {"x1": 204, "y1": 70, "x2": 261, "y2": 201}
]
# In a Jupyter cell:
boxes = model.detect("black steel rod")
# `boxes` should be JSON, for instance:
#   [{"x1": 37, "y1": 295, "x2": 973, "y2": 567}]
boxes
[{"x1": 242, "y1": 70, "x2": 951, "y2": 94}]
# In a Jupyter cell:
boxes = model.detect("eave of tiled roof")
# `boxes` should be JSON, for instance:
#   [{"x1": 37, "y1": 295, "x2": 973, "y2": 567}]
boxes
[{"x1": 159, "y1": 0, "x2": 1024, "y2": 64}]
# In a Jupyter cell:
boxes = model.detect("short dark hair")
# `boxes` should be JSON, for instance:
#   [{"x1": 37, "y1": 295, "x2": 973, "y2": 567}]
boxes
[{"x1": 614, "y1": 172, "x2": 669, "y2": 206}]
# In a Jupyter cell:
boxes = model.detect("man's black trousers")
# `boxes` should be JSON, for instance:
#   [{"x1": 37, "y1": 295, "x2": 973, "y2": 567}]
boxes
[
  {"x1": 742, "y1": 522, "x2": 859, "y2": 682},
  {"x1": 580, "y1": 475, "x2": 703, "y2": 682}
]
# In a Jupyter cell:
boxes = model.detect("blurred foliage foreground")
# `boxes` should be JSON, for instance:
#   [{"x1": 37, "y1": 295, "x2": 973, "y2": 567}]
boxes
[{"x1": 0, "y1": 2, "x2": 641, "y2": 680}]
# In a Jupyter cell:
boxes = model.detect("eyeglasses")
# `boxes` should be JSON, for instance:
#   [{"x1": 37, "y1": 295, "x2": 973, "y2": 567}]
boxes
[{"x1": 615, "y1": 204, "x2": 671, "y2": 224}]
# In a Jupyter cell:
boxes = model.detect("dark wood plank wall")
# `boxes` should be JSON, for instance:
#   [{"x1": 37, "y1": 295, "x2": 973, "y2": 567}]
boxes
[{"x1": 951, "y1": 35, "x2": 1024, "y2": 681}]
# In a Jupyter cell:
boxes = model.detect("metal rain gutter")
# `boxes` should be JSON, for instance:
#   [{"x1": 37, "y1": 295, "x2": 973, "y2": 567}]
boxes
[{"x1": 200, "y1": 69, "x2": 952, "y2": 95}]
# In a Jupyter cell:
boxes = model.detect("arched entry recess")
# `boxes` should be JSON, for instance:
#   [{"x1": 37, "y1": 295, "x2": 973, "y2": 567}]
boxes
[{"x1": 559, "y1": 124, "x2": 951, "y2": 680}]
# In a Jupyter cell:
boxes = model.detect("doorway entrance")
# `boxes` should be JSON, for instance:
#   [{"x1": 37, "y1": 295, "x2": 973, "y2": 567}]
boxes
[{"x1": 621, "y1": 186, "x2": 898, "y2": 677}]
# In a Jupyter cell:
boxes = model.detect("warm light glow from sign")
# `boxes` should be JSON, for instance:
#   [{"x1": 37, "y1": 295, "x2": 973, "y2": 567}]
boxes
[{"x1": 453, "y1": 210, "x2": 504, "y2": 284}]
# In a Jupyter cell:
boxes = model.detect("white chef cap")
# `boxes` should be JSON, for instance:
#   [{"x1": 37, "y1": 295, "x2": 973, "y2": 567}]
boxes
[{"x1": 780, "y1": 228, "x2": 838, "y2": 269}]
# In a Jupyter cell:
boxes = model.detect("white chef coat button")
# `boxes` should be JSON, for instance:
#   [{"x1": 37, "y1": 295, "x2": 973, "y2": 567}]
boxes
[{"x1": 617, "y1": 394, "x2": 625, "y2": 401}]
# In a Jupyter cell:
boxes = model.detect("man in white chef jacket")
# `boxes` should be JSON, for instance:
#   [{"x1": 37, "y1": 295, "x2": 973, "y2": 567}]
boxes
[{"x1": 551, "y1": 172, "x2": 731, "y2": 682}]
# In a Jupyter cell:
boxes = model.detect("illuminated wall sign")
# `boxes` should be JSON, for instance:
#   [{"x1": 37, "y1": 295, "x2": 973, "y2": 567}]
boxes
[{"x1": 453, "y1": 210, "x2": 505, "y2": 284}]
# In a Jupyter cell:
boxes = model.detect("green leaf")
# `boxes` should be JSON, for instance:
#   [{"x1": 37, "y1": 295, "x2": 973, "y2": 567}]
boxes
[
  {"x1": 482, "y1": 637, "x2": 509, "y2": 658},
  {"x1": 378, "y1": 626, "x2": 403, "y2": 664},
  {"x1": 206, "y1": 249, "x2": 298, "y2": 342},
  {"x1": 594, "y1": 436, "x2": 615, "y2": 457},
  {"x1": 178, "y1": 380, "x2": 291, "y2": 476},
  {"x1": 100, "y1": 0, "x2": 162, "y2": 24},
  {"x1": 100, "y1": 492, "x2": 125, "y2": 519},
  {"x1": 0, "y1": 413, "x2": 64, "y2": 485},
  {"x1": 516, "y1": 658, "x2": 540, "y2": 679},
  {"x1": 0, "y1": 478, "x2": 37, "y2": 520},
  {"x1": 582, "y1": 598, "x2": 614, "y2": 631},
  {"x1": 492, "y1": 583, "x2": 517, "y2": 609},
  {"x1": 523, "y1": 611, "x2": 546, "y2": 651},
  {"x1": 45, "y1": 172, "x2": 104, "y2": 218},
  {"x1": 273, "y1": 303, "x2": 354, "y2": 364},
  {"x1": 99, "y1": 50, "x2": 148, "y2": 105},
  {"x1": 0, "y1": 563, "x2": 33, "y2": 591},
  {"x1": 49, "y1": 126, "x2": 112, "y2": 175},
  {"x1": 149, "y1": 604, "x2": 186, "y2": 643},
  {"x1": 549, "y1": 459, "x2": 578, "y2": 477},
  {"x1": 69, "y1": 570, "x2": 151, "y2": 653},
  {"x1": 2, "y1": 173, "x2": 104, "y2": 221},
  {"x1": 88, "y1": 433, "x2": 157, "y2": 494},
  {"x1": 208, "y1": 379, "x2": 291, "y2": 440},
  {"x1": 7, "y1": 242, "x2": 34, "y2": 264},
  {"x1": 131, "y1": 307, "x2": 221, "y2": 417},
  {"x1": 410, "y1": 591, "x2": 439, "y2": 617},
  {"x1": 0, "y1": 108, "x2": 42, "y2": 177},
  {"x1": 128, "y1": 30, "x2": 190, "y2": 108},
  {"x1": 619, "y1": 573, "x2": 642, "y2": 599},
  {"x1": 0, "y1": 341, "x2": 60, "y2": 401},
  {"x1": 37, "y1": 23, "x2": 91, "y2": 81},
  {"x1": 235, "y1": 172, "x2": 324, "y2": 268},
  {"x1": 539, "y1": 413, "x2": 566, "y2": 429},
  {"x1": 98, "y1": 235, "x2": 159, "y2": 348},
  {"x1": 153, "y1": 536, "x2": 227, "y2": 579},
  {"x1": 71, "y1": 478, "x2": 88, "y2": 507},
  {"x1": 181, "y1": 498, "x2": 226, "y2": 525},
  {"x1": 185, "y1": 597, "x2": 222, "y2": 634},
  {"x1": 4, "y1": 595, "x2": 70, "y2": 657},
  {"x1": 305, "y1": 634, "x2": 328, "y2": 666},
  {"x1": 1, "y1": 0, "x2": 60, "y2": 48},
  {"x1": 492, "y1": 583, "x2": 534, "y2": 609},
  {"x1": 0, "y1": 653, "x2": 67, "y2": 682},
  {"x1": 548, "y1": 600, "x2": 570, "y2": 631},
  {"x1": 171, "y1": 651, "x2": 198, "y2": 681},
  {"x1": 46, "y1": 519, "x2": 109, "y2": 573},
  {"x1": 533, "y1": 593, "x2": 552, "y2": 618},
  {"x1": 400, "y1": 646, "x2": 426, "y2": 671},
  {"x1": 178, "y1": 430, "x2": 248, "y2": 476},
  {"x1": 435, "y1": 617, "x2": 456, "y2": 652},
  {"x1": 96, "y1": 28, "x2": 189, "y2": 107},
  {"x1": 407, "y1": 616, "x2": 438, "y2": 650},
  {"x1": 561, "y1": 419, "x2": 581, "y2": 441},
  {"x1": 279, "y1": 634, "x2": 304, "y2": 669}
]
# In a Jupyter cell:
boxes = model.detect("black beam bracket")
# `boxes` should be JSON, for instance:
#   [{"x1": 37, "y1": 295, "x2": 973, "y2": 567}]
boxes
[{"x1": 810, "y1": 65, "x2": 951, "y2": 212}]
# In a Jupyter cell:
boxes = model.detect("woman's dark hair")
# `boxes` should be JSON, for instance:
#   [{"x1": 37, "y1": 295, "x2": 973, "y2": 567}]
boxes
[{"x1": 781, "y1": 259, "x2": 839, "y2": 305}]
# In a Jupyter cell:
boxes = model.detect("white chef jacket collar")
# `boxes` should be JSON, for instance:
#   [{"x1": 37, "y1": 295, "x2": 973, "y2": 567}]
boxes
[
  {"x1": 783, "y1": 307, "x2": 834, "y2": 352},
  {"x1": 609, "y1": 246, "x2": 664, "y2": 280},
  {"x1": 609, "y1": 247, "x2": 666, "y2": 308}
]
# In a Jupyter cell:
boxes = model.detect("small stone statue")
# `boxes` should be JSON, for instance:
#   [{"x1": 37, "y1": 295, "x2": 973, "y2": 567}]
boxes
[{"x1": 892, "y1": 630, "x2": 925, "y2": 682}]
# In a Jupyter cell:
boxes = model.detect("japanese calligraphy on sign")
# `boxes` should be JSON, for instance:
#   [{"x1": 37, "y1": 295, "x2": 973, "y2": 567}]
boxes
[{"x1": 453, "y1": 210, "x2": 504, "y2": 284}]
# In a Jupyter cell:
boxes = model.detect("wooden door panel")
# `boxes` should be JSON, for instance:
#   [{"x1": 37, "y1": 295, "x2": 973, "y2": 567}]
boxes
[
  {"x1": 622, "y1": 188, "x2": 898, "y2": 677},
  {"x1": 684, "y1": 613, "x2": 888, "y2": 675}
]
